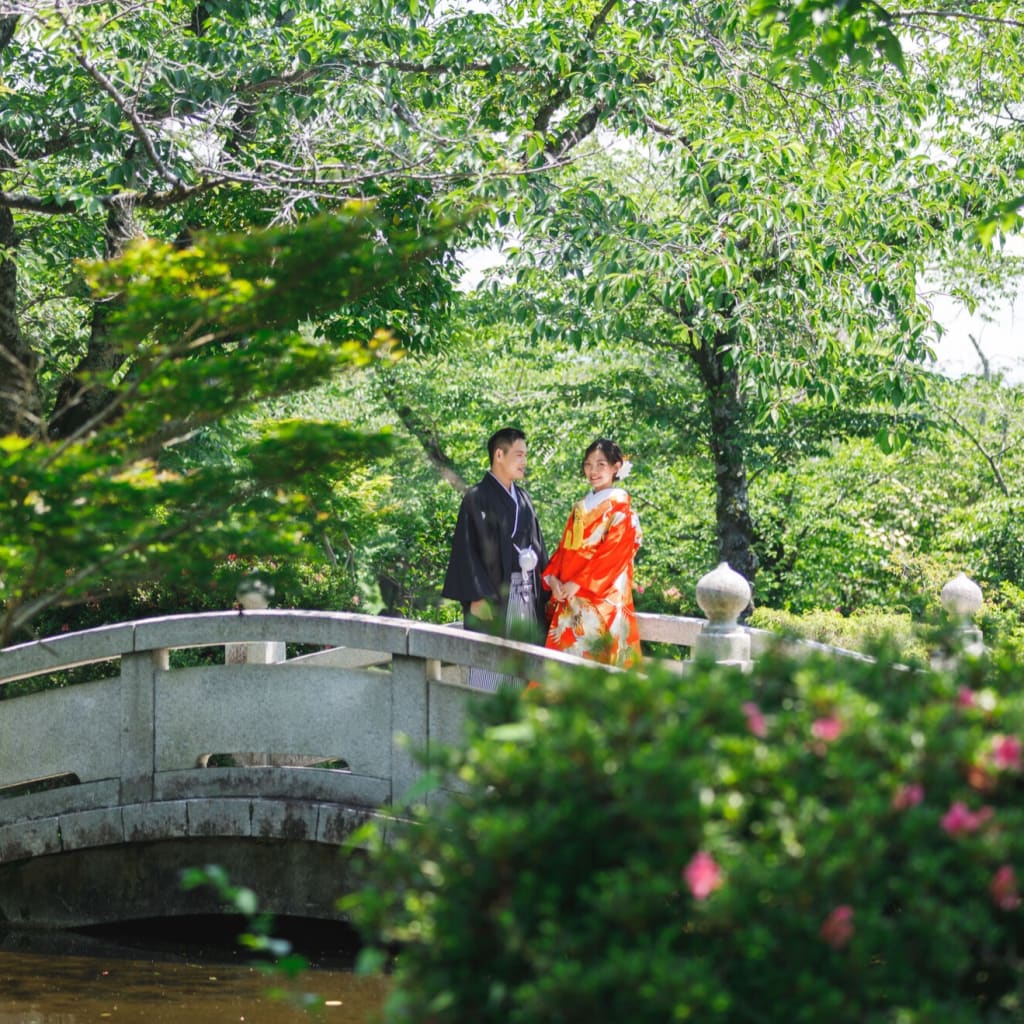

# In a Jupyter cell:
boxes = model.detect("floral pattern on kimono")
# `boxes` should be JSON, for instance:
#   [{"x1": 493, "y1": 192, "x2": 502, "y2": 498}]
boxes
[{"x1": 542, "y1": 486, "x2": 641, "y2": 667}]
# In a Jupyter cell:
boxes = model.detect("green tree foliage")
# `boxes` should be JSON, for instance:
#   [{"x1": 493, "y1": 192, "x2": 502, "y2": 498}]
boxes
[
  {"x1": 302, "y1": 298, "x2": 721, "y2": 619},
  {"x1": 0, "y1": 0, "x2": 470, "y2": 436},
  {"x1": 2, "y1": 0, "x2": 1023, "y2": 638},
  {"x1": 348, "y1": 647, "x2": 1024, "y2": 1023},
  {"x1": 486, "y1": 0, "x2": 1024, "y2": 583},
  {"x1": 315, "y1": 297, "x2": 1024, "y2": 647},
  {"x1": 749, "y1": 373, "x2": 1024, "y2": 617},
  {"x1": 0, "y1": 207, "x2": 455, "y2": 643}
]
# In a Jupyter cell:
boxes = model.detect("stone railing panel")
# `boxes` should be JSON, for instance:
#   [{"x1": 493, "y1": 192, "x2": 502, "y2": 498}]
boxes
[
  {"x1": 154, "y1": 664, "x2": 393, "y2": 778},
  {"x1": 428, "y1": 678, "x2": 480, "y2": 750},
  {"x1": 635, "y1": 613, "x2": 705, "y2": 647},
  {"x1": 0, "y1": 679, "x2": 121, "y2": 790}
]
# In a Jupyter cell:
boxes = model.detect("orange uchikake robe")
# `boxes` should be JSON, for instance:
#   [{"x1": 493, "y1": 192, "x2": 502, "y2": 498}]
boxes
[{"x1": 542, "y1": 486, "x2": 642, "y2": 667}]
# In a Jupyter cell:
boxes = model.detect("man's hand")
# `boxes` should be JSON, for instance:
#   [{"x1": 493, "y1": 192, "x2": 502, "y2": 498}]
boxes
[{"x1": 470, "y1": 598, "x2": 494, "y2": 621}]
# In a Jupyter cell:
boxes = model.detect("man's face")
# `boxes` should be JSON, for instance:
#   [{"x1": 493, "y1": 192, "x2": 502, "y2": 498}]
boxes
[{"x1": 495, "y1": 439, "x2": 528, "y2": 480}]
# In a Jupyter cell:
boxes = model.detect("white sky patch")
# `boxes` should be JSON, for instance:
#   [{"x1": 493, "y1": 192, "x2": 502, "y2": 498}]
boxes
[
  {"x1": 927, "y1": 234, "x2": 1024, "y2": 383},
  {"x1": 929, "y1": 283, "x2": 1023, "y2": 382}
]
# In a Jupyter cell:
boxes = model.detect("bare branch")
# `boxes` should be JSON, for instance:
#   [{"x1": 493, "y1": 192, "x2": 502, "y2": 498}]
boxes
[
  {"x1": 941, "y1": 405, "x2": 1011, "y2": 498},
  {"x1": 968, "y1": 333, "x2": 992, "y2": 381},
  {"x1": 55, "y1": 0, "x2": 184, "y2": 190}
]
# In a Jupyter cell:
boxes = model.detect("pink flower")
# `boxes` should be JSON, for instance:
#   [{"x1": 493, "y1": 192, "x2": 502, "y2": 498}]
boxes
[
  {"x1": 990, "y1": 735, "x2": 1022, "y2": 771},
  {"x1": 990, "y1": 865, "x2": 1021, "y2": 911},
  {"x1": 227, "y1": 553, "x2": 238, "y2": 562},
  {"x1": 663, "y1": 586, "x2": 682, "y2": 600},
  {"x1": 820, "y1": 905, "x2": 854, "y2": 950},
  {"x1": 811, "y1": 716, "x2": 843, "y2": 743},
  {"x1": 957, "y1": 686, "x2": 978, "y2": 708},
  {"x1": 741, "y1": 702, "x2": 767, "y2": 738},
  {"x1": 941, "y1": 801, "x2": 994, "y2": 837},
  {"x1": 891, "y1": 783, "x2": 924, "y2": 811},
  {"x1": 683, "y1": 851, "x2": 723, "y2": 901}
]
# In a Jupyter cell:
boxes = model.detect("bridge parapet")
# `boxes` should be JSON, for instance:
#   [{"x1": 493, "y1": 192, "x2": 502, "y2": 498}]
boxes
[
  {"x1": 0, "y1": 611, "x2": 612, "y2": 925},
  {"x1": 0, "y1": 612, "x2": 606, "y2": 863},
  {"x1": 0, "y1": 577, "x2": 984, "y2": 927}
]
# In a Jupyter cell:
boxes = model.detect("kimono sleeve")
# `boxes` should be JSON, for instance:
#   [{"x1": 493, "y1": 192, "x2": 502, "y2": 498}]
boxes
[
  {"x1": 442, "y1": 490, "x2": 500, "y2": 604},
  {"x1": 540, "y1": 512, "x2": 573, "y2": 592}
]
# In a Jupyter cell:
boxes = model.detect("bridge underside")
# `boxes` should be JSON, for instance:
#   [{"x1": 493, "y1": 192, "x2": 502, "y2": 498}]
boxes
[{"x1": 0, "y1": 835, "x2": 369, "y2": 930}]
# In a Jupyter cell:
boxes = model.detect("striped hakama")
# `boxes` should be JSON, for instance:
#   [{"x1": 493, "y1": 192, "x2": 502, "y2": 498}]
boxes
[{"x1": 467, "y1": 571, "x2": 537, "y2": 693}]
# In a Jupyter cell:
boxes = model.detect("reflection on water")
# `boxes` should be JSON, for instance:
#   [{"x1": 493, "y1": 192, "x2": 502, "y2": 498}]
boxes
[{"x1": 0, "y1": 918, "x2": 389, "y2": 1024}]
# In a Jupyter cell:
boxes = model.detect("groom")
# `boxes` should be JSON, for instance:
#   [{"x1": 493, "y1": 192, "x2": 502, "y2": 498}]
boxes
[{"x1": 442, "y1": 427, "x2": 548, "y2": 688}]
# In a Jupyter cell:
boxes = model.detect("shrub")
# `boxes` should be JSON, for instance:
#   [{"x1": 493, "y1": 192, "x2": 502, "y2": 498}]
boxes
[
  {"x1": 748, "y1": 605, "x2": 928, "y2": 660},
  {"x1": 348, "y1": 646, "x2": 1024, "y2": 1024}
]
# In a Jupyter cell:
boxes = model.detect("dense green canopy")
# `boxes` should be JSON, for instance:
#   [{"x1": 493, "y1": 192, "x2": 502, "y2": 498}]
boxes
[{"x1": 1, "y1": 0, "x2": 1022, "y2": 640}]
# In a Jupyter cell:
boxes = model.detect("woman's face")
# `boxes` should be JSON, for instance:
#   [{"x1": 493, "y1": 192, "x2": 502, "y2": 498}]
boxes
[{"x1": 583, "y1": 450, "x2": 621, "y2": 492}]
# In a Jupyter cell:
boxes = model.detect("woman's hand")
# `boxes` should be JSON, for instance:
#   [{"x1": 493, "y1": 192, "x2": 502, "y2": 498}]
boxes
[{"x1": 547, "y1": 577, "x2": 579, "y2": 602}]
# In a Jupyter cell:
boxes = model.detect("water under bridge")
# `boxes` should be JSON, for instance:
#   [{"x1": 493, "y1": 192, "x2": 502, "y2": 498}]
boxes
[{"x1": 0, "y1": 607, "x2": 708, "y2": 930}]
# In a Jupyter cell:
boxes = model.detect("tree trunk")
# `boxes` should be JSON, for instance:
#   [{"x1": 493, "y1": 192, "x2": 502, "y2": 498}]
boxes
[
  {"x1": 376, "y1": 368, "x2": 468, "y2": 493},
  {"x1": 48, "y1": 200, "x2": 137, "y2": 439},
  {"x1": 0, "y1": 16, "x2": 41, "y2": 436},
  {"x1": 0, "y1": 199, "x2": 42, "y2": 437},
  {"x1": 689, "y1": 331, "x2": 759, "y2": 587}
]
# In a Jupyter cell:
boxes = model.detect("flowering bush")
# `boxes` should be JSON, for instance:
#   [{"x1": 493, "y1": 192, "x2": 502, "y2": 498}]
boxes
[{"x1": 349, "y1": 644, "x2": 1024, "y2": 1023}]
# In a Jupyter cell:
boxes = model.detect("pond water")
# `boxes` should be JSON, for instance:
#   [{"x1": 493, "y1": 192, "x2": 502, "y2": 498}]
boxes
[{"x1": 0, "y1": 918, "x2": 389, "y2": 1024}]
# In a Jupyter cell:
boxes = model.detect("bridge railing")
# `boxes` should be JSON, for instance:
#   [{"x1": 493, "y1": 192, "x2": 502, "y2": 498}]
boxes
[
  {"x1": 0, "y1": 611, "x2": 611, "y2": 855},
  {"x1": 0, "y1": 565, "x2": 986, "y2": 861}
]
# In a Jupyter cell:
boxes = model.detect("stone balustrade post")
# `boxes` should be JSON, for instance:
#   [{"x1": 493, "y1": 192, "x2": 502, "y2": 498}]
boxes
[
  {"x1": 935, "y1": 571, "x2": 987, "y2": 666},
  {"x1": 224, "y1": 576, "x2": 286, "y2": 768},
  {"x1": 225, "y1": 576, "x2": 285, "y2": 665},
  {"x1": 119, "y1": 648, "x2": 168, "y2": 805},
  {"x1": 691, "y1": 562, "x2": 753, "y2": 670}
]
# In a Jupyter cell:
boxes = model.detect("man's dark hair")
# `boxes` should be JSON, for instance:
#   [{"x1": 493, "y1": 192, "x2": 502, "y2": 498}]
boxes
[{"x1": 488, "y1": 427, "x2": 526, "y2": 463}]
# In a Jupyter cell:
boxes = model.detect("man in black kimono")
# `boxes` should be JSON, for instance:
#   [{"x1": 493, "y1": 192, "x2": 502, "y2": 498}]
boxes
[{"x1": 443, "y1": 428, "x2": 548, "y2": 689}]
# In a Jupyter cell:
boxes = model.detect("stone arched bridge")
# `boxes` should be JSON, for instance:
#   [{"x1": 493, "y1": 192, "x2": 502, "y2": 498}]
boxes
[{"x1": 0, "y1": 609, "x2": 704, "y2": 929}]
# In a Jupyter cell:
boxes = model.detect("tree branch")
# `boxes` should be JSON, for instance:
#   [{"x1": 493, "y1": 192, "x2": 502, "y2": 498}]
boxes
[
  {"x1": 891, "y1": 9, "x2": 1024, "y2": 29},
  {"x1": 967, "y1": 333, "x2": 991, "y2": 382},
  {"x1": 56, "y1": 1, "x2": 184, "y2": 191},
  {"x1": 376, "y1": 372, "x2": 468, "y2": 493},
  {"x1": 941, "y1": 406, "x2": 1011, "y2": 498},
  {"x1": 532, "y1": 0, "x2": 619, "y2": 138}
]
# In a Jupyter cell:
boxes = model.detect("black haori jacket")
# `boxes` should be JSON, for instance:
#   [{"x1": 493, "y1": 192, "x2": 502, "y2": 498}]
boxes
[{"x1": 442, "y1": 473, "x2": 548, "y2": 626}]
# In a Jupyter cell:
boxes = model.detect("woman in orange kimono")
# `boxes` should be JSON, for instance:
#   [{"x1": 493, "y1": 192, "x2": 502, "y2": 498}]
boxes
[{"x1": 542, "y1": 439, "x2": 642, "y2": 667}]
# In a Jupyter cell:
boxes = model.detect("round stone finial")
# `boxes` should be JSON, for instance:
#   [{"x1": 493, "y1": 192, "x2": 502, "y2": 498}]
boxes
[
  {"x1": 236, "y1": 575, "x2": 275, "y2": 610},
  {"x1": 695, "y1": 562, "x2": 752, "y2": 628},
  {"x1": 940, "y1": 572, "x2": 983, "y2": 620}
]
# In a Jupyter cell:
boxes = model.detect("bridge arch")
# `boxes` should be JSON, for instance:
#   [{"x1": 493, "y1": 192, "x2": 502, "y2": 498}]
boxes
[{"x1": 0, "y1": 610, "x2": 703, "y2": 927}]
